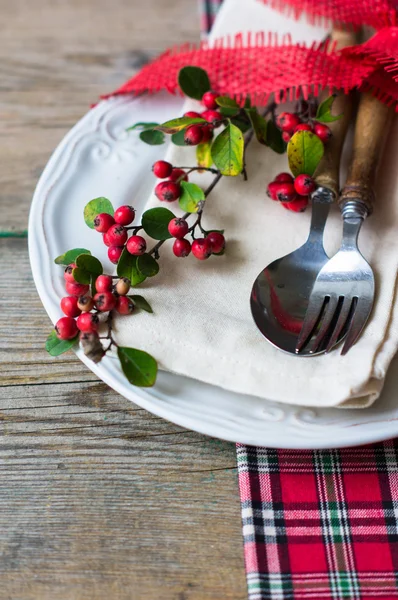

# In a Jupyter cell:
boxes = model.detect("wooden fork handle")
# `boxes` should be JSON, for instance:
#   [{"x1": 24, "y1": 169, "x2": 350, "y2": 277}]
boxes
[
  {"x1": 339, "y1": 93, "x2": 393, "y2": 214},
  {"x1": 314, "y1": 29, "x2": 357, "y2": 198}
]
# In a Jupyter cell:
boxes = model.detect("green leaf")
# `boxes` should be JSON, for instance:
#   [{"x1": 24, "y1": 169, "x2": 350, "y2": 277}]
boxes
[
  {"x1": 196, "y1": 141, "x2": 213, "y2": 169},
  {"x1": 244, "y1": 97, "x2": 252, "y2": 109},
  {"x1": 141, "y1": 207, "x2": 174, "y2": 240},
  {"x1": 72, "y1": 267, "x2": 91, "y2": 285},
  {"x1": 75, "y1": 254, "x2": 103, "y2": 275},
  {"x1": 219, "y1": 106, "x2": 240, "y2": 117},
  {"x1": 129, "y1": 295, "x2": 153, "y2": 313},
  {"x1": 155, "y1": 116, "x2": 205, "y2": 134},
  {"x1": 139, "y1": 129, "x2": 165, "y2": 145},
  {"x1": 246, "y1": 109, "x2": 268, "y2": 145},
  {"x1": 118, "y1": 347, "x2": 158, "y2": 387},
  {"x1": 178, "y1": 66, "x2": 211, "y2": 100},
  {"x1": 91, "y1": 274, "x2": 97, "y2": 297},
  {"x1": 267, "y1": 120, "x2": 286, "y2": 154},
  {"x1": 84, "y1": 197, "x2": 114, "y2": 229},
  {"x1": 54, "y1": 248, "x2": 91, "y2": 266},
  {"x1": 136, "y1": 253, "x2": 160, "y2": 278},
  {"x1": 117, "y1": 247, "x2": 147, "y2": 286},
  {"x1": 171, "y1": 130, "x2": 186, "y2": 146},
  {"x1": 179, "y1": 181, "x2": 205, "y2": 213},
  {"x1": 288, "y1": 131, "x2": 324, "y2": 177},
  {"x1": 126, "y1": 122, "x2": 159, "y2": 131},
  {"x1": 45, "y1": 330, "x2": 78, "y2": 357},
  {"x1": 216, "y1": 96, "x2": 239, "y2": 109},
  {"x1": 315, "y1": 95, "x2": 343, "y2": 123},
  {"x1": 211, "y1": 123, "x2": 244, "y2": 176}
]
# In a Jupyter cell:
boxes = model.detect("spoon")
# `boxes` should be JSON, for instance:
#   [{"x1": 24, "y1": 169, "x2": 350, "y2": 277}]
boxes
[{"x1": 250, "y1": 29, "x2": 356, "y2": 356}]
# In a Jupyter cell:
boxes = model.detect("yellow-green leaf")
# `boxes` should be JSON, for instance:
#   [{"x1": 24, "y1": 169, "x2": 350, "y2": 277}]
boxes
[
  {"x1": 155, "y1": 117, "x2": 205, "y2": 134},
  {"x1": 287, "y1": 131, "x2": 324, "y2": 177},
  {"x1": 46, "y1": 330, "x2": 78, "y2": 357},
  {"x1": 196, "y1": 141, "x2": 213, "y2": 169},
  {"x1": 211, "y1": 123, "x2": 244, "y2": 176},
  {"x1": 179, "y1": 181, "x2": 205, "y2": 213}
]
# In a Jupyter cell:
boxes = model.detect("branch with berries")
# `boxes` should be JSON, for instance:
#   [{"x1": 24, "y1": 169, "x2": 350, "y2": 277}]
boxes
[{"x1": 46, "y1": 65, "x2": 342, "y2": 389}]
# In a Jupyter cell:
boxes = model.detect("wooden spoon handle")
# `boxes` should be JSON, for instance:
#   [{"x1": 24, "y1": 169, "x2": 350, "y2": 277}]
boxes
[
  {"x1": 314, "y1": 29, "x2": 357, "y2": 198},
  {"x1": 339, "y1": 93, "x2": 393, "y2": 214}
]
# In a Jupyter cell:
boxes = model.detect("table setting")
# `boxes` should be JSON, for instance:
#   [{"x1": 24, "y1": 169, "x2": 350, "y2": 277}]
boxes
[{"x1": 25, "y1": 0, "x2": 398, "y2": 597}]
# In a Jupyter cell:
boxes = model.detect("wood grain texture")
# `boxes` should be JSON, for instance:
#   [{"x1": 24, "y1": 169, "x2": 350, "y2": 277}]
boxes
[{"x1": 0, "y1": 1, "x2": 247, "y2": 598}]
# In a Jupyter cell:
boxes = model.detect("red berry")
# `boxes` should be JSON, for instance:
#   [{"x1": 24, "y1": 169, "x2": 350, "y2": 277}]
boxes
[
  {"x1": 267, "y1": 182, "x2": 283, "y2": 201},
  {"x1": 274, "y1": 172, "x2": 294, "y2": 183},
  {"x1": 294, "y1": 174, "x2": 316, "y2": 196},
  {"x1": 115, "y1": 296, "x2": 135, "y2": 315},
  {"x1": 95, "y1": 274, "x2": 113, "y2": 293},
  {"x1": 184, "y1": 125, "x2": 204, "y2": 146},
  {"x1": 275, "y1": 183, "x2": 296, "y2": 203},
  {"x1": 76, "y1": 312, "x2": 99, "y2": 333},
  {"x1": 155, "y1": 181, "x2": 181, "y2": 202},
  {"x1": 184, "y1": 111, "x2": 202, "y2": 119},
  {"x1": 192, "y1": 238, "x2": 212, "y2": 260},
  {"x1": 283, "y1": 196, "x2": 309, "y2": 212},
  {"x1": 108, "y1": 246, "x2": 124, "y2": 264},
  {"x1": 103, "y1": 231, "x2": 112, "y2": 247},
  {"x1": 282, "y1": 132, "x2": 291, "y2": 143},
  {"x1": 126, "y1": 235, "x2": 147, "y2": 256},
  {"x1": 202, "y1": 91, "x2": 219, "y2": 110},
  {"x1": 55, "y1": 316, "x2": 78, "y2": 340},
  {"x1": 152, "y1": 160, "x2": 173, "y2": 179},
  {"x1": 106, "y1": 224, "x2": 128, "y2": 246},
  {"x1": 201, "y1": 124, "x2": 214, "y2": 143},
  {"x1": 64, "y1": 263, "x2": 77, "y2": 283},
  {"x1": 94, "y1": 213, "x2": 115, "y2": 233},
  {"x1": 114, "y1": 205, "x2": 135, "y2": 226},
  {"x1": 94, "y1": 291, "x2": 116, "y2": 312},
  {"x1": 201, "y1": 110, "x2": 222, "y2": 125},
  {"x1": 314, "y1": 123, "x2": 332, "y2": 143},
  {"x1": 168, "y1": 218, "x2": 189, "y2": 239},
  {"x1": 77, "y1": 295, "x2": 94, "y2": 312},
  {"x1": 173, "y1": 238, "x2": 191, "y2": 258},
  {"x1": 295, "y1": 123, "x2": 313, "y2": 133},
  {"x1": 60, "y1": 296, "x2": 81, "y2": 318},
  {"x1": 207, "y1": 231, "x2": 225, "y2": 255},
  {"x1": 276, "y1": 112, "x2": 301, "y2": 133},
  {"x1": 65, "y1": 281, "x2": 89, "y2": 297},
  {"x1": 168, "y1": 169, "x2": 189, "y2": 183}
]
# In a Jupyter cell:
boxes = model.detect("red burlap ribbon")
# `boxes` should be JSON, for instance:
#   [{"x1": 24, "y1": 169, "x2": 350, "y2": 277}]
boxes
[{"x1": 102, "y1": 1, "x2": 398, "y2": 108}]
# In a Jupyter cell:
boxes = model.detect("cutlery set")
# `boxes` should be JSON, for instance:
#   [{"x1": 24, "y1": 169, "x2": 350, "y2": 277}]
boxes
[{"x1": 251, "y1": 29, "x2": 393, "y2": 357}]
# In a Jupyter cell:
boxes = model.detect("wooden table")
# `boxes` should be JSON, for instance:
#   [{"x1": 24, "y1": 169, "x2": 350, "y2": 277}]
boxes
[{"x1": 0, "y1": 2, "x2": 246, "y2": 598}]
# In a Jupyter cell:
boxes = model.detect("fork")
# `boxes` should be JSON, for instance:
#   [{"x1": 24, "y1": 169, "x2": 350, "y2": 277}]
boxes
[{"x1": 296, "y1": 92, "x2": 393, "y2": 355}]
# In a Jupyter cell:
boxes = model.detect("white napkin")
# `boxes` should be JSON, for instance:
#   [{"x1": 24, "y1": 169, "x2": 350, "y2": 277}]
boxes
[{"x1": 115, "y1": 0, "x2": 398, "y2": 408}]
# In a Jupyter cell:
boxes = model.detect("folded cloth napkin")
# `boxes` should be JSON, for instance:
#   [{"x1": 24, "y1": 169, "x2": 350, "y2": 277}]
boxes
[{"x1": 115, "y1": 0, "x2": 398, "y2": 408}]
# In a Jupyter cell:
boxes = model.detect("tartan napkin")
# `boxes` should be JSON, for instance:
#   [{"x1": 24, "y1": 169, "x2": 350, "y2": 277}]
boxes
[{"x1": 197, "y1": 2, "x2": 398, "y2": 599}]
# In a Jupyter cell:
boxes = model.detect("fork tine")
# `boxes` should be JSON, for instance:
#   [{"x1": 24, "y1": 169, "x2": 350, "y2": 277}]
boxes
[
  {"x1": 309, "y1": 295, "x2": 340, "y2": 354},
  {"x1": 295, "y1": 295, "x2": 326, "y2": 353},
  {"x1": 341, "y1": 297, "x2": 373, "y2": 355},
  {"x1": 325, "y1": 297, "x2": 353, "y2": 353}
]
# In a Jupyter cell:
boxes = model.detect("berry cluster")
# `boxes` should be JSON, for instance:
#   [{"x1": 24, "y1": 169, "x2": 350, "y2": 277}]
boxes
[
  {"x1": 276, "y1": 111, "x2": 331, "y2": 144},
  {"x1": 267, "y1": 103, "x2": 333, "y2": 212},
  {"x1": 153, "y1": 162, "x2": 188, "y2": 203},
  {"x1": 55, "y1": 268, "x2": 133, "y2": 350},
  {"x1": 94, "y1": 204, "x2": 149, "y2": 263},
  {"x1": 168, "y1": 217, "x2": 225, "y2": 260},
  {"x1": 267, "y1": 172, "x2": 314, "y2": 212},
  {"x1": 183, "y1": 90, "x2": 222, "y2": 146}
]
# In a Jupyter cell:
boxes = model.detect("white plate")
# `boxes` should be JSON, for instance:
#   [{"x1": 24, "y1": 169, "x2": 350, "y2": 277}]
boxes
[{"x1": 28, "y1": 92, "x2": 398, "y2": 449}]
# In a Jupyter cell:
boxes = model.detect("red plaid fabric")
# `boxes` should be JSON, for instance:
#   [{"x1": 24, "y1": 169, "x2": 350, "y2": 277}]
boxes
[{"x1": 237, "y1": 442, "x2": 398, "y2": 599}]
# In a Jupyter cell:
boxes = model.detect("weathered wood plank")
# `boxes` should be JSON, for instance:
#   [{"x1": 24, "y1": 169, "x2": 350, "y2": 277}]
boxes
[
  {"x1": 0, "y1": 0, "x2": 199, "y2": 233},
  {"x1": 0, "y1": 381, "x2": 246, "y2": 600}
]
